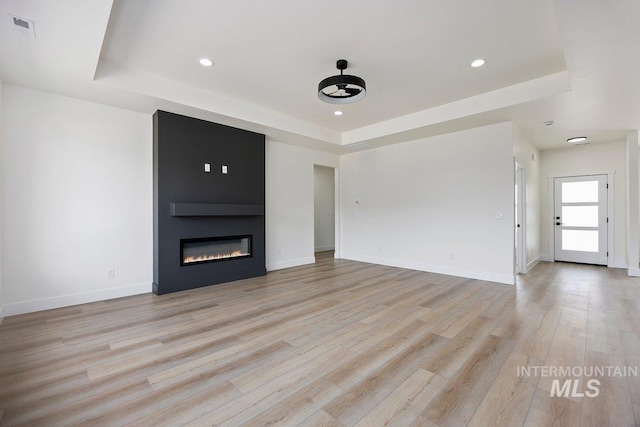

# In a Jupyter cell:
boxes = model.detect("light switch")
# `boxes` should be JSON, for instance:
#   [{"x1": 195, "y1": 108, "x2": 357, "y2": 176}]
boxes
[
  {"x1": 204, "y1": 163, "x2": 211, "y2": 173},
  {"x1": 222, "y1": 165, "x2": 228, "y2": 174},
  {"x1": 495, "y1": 211, "x2": 504, "y2": 220}
]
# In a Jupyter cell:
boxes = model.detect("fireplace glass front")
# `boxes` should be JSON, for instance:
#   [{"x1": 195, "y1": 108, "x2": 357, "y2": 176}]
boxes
[{"x1": 180, "y1": 235, "x2": 252, "y2": 266}]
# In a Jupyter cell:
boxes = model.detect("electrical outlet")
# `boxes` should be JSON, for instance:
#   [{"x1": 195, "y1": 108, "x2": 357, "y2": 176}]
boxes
[
  {"x1": 450, "y1": 254, "x2": 455, "y2": 261},
  {"x1": 107, "y1": 268, "x2": 115, "y2": 279}
]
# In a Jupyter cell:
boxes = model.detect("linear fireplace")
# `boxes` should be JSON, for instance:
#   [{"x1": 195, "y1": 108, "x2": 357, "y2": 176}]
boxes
[{"x1": 181, "y1": 235, "x2": 252, "y2": 266}]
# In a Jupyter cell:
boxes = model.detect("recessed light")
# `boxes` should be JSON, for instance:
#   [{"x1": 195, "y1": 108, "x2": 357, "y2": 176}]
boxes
[
  {"x1": 567, "y1": 136, "x2": 587, "y2": 144},
  {"x1": 334, "y1": 111, "x2": 343, "y2": 116},
  {"x1": 544, "y1": 120, "x2": 554, "y2": 127},
  {"x1": 471, "y1": 58, "x2": 486, "y2": 68},
  {"x1": 199, "y1": 58, "x2": 214, "y2": 67}
]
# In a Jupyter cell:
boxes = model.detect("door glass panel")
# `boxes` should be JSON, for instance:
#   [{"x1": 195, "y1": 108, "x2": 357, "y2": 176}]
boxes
[
  {"x1": 561, "y1": 181, "x2": 598, "y2": 203},
  {"x1": 562, "y1": 230, "x2": 599, "y2": 252},
  {"x1": 562, "y1": 206, "x2": 598, "y2": 227}
]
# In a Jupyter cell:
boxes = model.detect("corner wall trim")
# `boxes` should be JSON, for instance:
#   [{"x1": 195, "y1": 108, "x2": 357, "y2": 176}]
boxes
[
  {"x1": 267, "y1": 257, "x2": 315, "y2": 271},
  {"x1": 341, "y1": 253, "x2": 515, "y2": 285},
  {"x1": 1, "y1": 282, "x2": 152, "y2": 317}
]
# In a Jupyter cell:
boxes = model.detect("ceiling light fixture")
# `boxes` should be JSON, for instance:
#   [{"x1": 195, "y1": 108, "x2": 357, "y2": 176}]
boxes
[
  {"x1": 544, "y1": 120, "x2": 554, "y2": 127},
  {"x1": 334, "y1": 111, "x2": 343, "y2": 116},
  {"x1": 199, "y1": 58, "x2": 214, "y2": 67},
  {"x1": 471, "y1": 58, "x2": 486, "y2": 68},
  {"x1": 567, "y1": 136, "x2": 588, "y2": 144},
  {"x1": 318, "y1": 59, "x2": 366, "y2": 104}
]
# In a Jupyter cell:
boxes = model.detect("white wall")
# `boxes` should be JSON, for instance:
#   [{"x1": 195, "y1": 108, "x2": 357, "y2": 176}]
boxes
[
  {"x1": 627, "y1": 137, "x2": 640, "y2": 270},
  {"x1": 340, "y1": 122, "x2": 515, "y2": 285},
  {"x1": 266, "y1": 140, "x2": 339, "y2": 270},
  {"x1": 539, "y1": 141, "x2": 627, "y2": 267},
  {"x1": 628, "y1": 132, "x2": 640, "y2": 274},
  {"x1": 1, "y1": 85, "x2": 152, "y2": 315},
  {"x1": 0, "y1": 77, "x2": 3, "y2": 318},
  {"x1": 513, "y1": 125, "x2": 541, "y2": 271},
  {"x1": 314, "y1": 165, "x2": 335, "y2": 252}
]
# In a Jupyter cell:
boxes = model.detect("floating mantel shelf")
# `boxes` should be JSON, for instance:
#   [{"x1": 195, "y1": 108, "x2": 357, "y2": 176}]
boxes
[{"x1": 170, "y1": 203, "x2": 264, "y2": 217}]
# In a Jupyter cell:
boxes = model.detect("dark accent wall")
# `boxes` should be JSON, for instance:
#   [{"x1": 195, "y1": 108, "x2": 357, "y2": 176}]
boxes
[{"x1": 153, "y1": 111, "x2": 266, "y2": 295}]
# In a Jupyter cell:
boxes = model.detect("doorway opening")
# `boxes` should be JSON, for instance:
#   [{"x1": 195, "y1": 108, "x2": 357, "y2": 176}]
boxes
[{"x1": 314, "y1": 165, "x2": 336, "y2": 258}]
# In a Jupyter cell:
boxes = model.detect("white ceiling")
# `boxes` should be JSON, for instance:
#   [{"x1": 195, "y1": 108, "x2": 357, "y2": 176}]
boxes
[{"x1": 0, "y1": 0, "x2": 638, "y2": 151}]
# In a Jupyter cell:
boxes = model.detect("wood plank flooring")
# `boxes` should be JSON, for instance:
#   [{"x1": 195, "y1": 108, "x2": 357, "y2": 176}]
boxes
[{"x1": 1, "y1": 252, "x2": 639, "y2": 426}]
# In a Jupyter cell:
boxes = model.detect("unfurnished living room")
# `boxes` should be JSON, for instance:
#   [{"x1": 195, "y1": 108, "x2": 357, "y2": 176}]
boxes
[{"x1": 1, "y1": 1, "x2": 640, "y2": 426}]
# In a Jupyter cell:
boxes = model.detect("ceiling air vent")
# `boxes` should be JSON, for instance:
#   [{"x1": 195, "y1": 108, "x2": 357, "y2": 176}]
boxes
[{"x1": 8, "y1": 14, "x2": 36, "y2": 38}]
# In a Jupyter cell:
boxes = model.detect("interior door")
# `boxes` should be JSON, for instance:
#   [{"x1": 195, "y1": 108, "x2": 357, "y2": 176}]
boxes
[{"x1": 554, "y1": 175, "x2": 608, "y2": 265}]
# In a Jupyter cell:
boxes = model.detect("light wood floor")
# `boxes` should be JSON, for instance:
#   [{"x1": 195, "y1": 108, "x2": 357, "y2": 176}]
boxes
[{"x1": 1, "y1": 252, "x2": 640, "y2": 426}]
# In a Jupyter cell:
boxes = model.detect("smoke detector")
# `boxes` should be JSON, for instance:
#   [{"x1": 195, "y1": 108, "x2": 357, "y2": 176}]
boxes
[{"x1": 8, "y1": 14, "x2": 36, "y2": 38}]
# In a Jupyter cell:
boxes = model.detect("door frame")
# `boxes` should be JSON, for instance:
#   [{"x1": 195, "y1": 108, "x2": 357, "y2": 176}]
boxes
[
  {"x1": 553, "y1": 174, "x2": 608, "y2": 265},
  {"x1": 313, "y1": 163, "x2": 341, "y2": 259},
  {"x1": 547, "y1": 171, "x2": 615, "y2": 267},
  {"x1": 515, "y1": 162, "x2": 527, "y2": 274}
]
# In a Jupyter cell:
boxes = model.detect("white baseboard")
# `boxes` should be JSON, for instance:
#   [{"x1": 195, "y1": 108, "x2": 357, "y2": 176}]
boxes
[
  {"x1": 1, "y1": 282, "x2": 152, "y2": 317},
  {"x1": 538, "y1": 254, "x2": 625, "y2": 269},
  {"x1": 314, "y1": 245, "x2": 335, "y2": 253},
  {"x1": 0, "y1": 304, "x2": 5, "y2": 320},
  {"x1": 525, "y1": 256, "x2": 541, "y2": 273},
  {"x1": 267, "y1": 257, "x2": 316, "y2": 271},
  {"x1": 341, "y1": 253, "x2": 515, "y2": 285},
  {"x1": 611, "y1": 260, "x2": 627, "y2": 269},
  {"x1": 628, "y1": 267, "x2": 640, "y2": 277}
]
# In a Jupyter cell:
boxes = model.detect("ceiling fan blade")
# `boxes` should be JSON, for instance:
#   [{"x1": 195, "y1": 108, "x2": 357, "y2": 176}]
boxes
[{"x1": 344, "y1": 87, "x2": 362, "y2": 96}]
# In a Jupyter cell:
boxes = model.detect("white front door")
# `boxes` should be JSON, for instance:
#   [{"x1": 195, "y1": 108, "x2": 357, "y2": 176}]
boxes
[{"x1": 554, "y1": 175, "x2": 608, "y2": 265}]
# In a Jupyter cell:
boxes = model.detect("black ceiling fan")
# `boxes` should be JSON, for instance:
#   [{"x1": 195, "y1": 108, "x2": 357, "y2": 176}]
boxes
[{"x1": 318, "y1": 59, "x2": 367, "y2": 104}]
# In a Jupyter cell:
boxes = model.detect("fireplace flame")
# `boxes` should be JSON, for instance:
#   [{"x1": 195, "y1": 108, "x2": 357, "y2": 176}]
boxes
[{"x1": 183, "y1": 250, "x2": 249, "y2": 264}]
